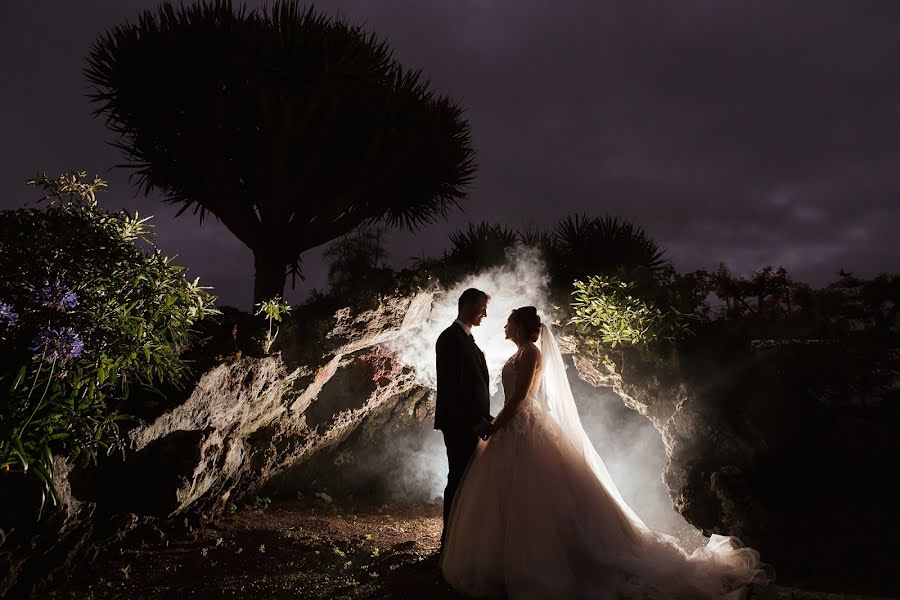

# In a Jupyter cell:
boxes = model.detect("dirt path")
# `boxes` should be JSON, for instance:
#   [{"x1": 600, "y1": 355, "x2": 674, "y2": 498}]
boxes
[
  {"x1": 52, "y1": 499, "x2": 893, "y2": 600},
  {"x1": 56, "y1": 498, "x2": 455, "y2": 600}
]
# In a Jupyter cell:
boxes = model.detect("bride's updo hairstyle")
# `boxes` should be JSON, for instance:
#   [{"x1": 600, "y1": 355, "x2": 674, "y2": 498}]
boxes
[{"x1": 512, "y1": 306, "x2": 541, "y2": 343}]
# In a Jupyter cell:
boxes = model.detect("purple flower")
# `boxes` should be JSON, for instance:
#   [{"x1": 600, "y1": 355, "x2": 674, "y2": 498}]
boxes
[
  {"x1": 0, "y1": 300, "x2": 17, "y2": 327},
  {"x1": 30, "y1": 277, "x2": 78, "y2": 311},
  {"x1": 30, "y1": 327, "x2": 85, "y2": 363}
]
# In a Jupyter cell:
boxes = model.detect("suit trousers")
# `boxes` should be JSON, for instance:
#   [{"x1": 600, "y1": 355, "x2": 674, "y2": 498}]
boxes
[{"x1": 440, "y1": 429, "x2": 479, "y2": 550}]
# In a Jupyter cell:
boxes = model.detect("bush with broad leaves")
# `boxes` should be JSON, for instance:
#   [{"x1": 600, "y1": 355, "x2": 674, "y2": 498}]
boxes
[{"x1": 0, "y1": 171, "x2": 218, "y2": 514}]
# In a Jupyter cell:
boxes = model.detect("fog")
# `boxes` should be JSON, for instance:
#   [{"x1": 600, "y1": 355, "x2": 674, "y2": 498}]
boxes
[
  {"x1": 388, "y1": 245, "x2": 554, "y2": 396},
  {"x1": 376, "y1": 248, "x2": 706, "y2": 549}
]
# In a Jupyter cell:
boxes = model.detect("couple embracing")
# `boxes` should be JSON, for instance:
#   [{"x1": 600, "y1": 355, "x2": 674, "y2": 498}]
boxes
[{"x1": 434, "y1": 288, "x2": 769, "y2": 600}]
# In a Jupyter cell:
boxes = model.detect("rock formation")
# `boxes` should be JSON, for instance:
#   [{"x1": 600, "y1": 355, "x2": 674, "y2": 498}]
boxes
[{"x1": 2, "y1": 286, "x2": 898, "y2": 597}]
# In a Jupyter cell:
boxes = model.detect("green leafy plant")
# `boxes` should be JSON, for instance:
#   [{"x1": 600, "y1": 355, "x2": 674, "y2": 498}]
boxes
[
  {"x1": 0, "y1": 171, "x2": 218, "y2": 515},
  {"x1": 246, "y1": 494, "x2": 272, "y2": 510},
  {"x1": 254, "y1": 296, "x2": 291, "y2": 353},
  {"x1": 569, "y1": 274, "x2": 694, "y2": 348}
]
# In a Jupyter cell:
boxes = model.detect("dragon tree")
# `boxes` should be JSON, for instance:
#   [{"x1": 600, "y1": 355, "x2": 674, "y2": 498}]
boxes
[{"x1": 86, "y1": 0, "x2": 475, "y2": 303}]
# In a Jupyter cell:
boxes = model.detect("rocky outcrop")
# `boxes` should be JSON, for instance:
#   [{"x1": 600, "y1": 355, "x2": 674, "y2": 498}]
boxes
[
  {"x1": 571, "y1": 328, "x2": 900, "y2": 596},
  {"x1": 99, "y1": 291, "x2": 436, "y2": 520},
  {"x1": 4, "y1": 285, "x2": 898, "y2": 597},
  {"x1": 1, "y1": 291, "x2": 435, "y2": 597}
]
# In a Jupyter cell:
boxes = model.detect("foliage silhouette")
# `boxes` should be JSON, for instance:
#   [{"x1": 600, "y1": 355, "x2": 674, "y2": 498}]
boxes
[
  {"x1": 445, "y1": 221, "x2": 519, "y2": 271},
  {"x1": 417, "y1": 214, "x2": 667, "y2": 292},
  {"x1": 548, "y1": 214, "x2": 668, "y2": 288},
  {"x1": 323, "y1": 224, "x2": 393, "y2": 297},
  {"x1": 86, "y1": 0, "x2": 475, "y2": 304}
]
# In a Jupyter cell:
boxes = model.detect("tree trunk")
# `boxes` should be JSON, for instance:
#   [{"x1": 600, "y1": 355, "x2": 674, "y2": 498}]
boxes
[{"x1": 253, "y1": 248, "x2": 287, "y2": 307}]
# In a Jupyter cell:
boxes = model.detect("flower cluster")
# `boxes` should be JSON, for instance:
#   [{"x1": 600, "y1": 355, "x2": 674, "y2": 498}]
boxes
[
  {"x1": 30, "y1": 277, "x2": 78, "y2": 311},
  {"x1": 29, "y1": 327, "x2": 85, "y2": 363},
  {"x1": 0, "y1": 300, "x2": 17, "y2": 327}
]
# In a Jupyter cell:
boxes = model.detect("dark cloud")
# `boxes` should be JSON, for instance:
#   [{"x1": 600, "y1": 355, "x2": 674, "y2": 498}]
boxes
[{"x1": 3, "y1": 1, "x2": 900, "y2": 307}]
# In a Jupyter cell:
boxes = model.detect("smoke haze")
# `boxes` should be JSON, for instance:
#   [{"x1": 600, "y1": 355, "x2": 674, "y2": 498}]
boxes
[{"x1": 376, "y1": 250, "x2": 706, "y2": 549}]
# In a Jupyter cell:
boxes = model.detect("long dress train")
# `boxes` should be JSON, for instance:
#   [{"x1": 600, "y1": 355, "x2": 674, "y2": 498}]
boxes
[{"x1": 440, "y1": 326, "x2": 769, "y2": 600}]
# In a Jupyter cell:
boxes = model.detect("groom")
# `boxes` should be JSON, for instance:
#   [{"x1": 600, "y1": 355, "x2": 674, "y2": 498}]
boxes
[{"x1": 435, "y1": 288, "x2": 492, "y2": 552}]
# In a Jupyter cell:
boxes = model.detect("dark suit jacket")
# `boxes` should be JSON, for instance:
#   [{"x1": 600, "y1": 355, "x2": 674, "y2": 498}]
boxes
[{"x1": 434, "y1": 322, "x2": 491, "y2": 432}]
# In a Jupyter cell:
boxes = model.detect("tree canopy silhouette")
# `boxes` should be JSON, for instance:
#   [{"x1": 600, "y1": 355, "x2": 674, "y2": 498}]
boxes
[
  {"x1": 85, "y1": 0, "x2": 475, "y2": 303},
  {"x1": 446, "y1": 221, "x2": 519, "y2": 271},
  {"x1": 548, "y1": 214, "x2": 668, "y2": 286}
]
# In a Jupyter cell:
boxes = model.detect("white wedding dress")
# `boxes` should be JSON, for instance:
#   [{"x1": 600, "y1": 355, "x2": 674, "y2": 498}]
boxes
[{"x1": 440, "y1": 325, "x2": 769, "y2": 600}]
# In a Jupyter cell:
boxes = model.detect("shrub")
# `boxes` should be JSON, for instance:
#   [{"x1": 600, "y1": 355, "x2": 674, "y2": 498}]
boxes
[
  {"x1": 0, "y1": 171, "x2": 217, "y2": 513},
  {"x1": 569, "y1": 274, "x2": 695, "y2": 349},
  {"x1": 255, "y1": 295, "x2": 292, "y2": 353}
]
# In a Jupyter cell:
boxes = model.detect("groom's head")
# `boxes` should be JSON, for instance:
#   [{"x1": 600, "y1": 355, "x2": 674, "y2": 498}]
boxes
[{"x1": 458, "y1": 288, "x2": 489, "y2": 327}]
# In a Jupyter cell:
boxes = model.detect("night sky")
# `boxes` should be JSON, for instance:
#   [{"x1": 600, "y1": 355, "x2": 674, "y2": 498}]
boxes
[{"x1": 3, "y1": 1, "x2": 900, "y2": 308}]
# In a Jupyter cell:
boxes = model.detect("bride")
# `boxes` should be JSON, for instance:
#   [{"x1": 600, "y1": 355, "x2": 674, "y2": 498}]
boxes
[{"x1": 440, "y1": 307, "x2": 770, "y2": 599}]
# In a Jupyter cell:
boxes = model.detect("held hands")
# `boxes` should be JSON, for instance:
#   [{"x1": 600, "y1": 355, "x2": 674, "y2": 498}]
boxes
[{"x1": 473, "y1": 418, "x2": 496, "y2": 441}]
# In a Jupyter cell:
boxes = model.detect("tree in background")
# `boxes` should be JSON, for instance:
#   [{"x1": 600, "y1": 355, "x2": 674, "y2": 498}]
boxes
[
  {"x1": 747, "y1": 265, "x2": 793, "y2": 318},
  {"x1": 444, "y1": 221, "x2": 519, "y2": 271},
  {"x1": 708, "y1": 263, "x2": 750, "y2": 318},
  {"x1": 323, "y1": 224, "x2": 392, "y2": 297},
  {"x1": 86, "y1": 1, "x2": 475, "y2": 305},
  {"x1": 433, "y1": 214, "x2": 668, "y2": 285},
  {"x1": 548, "y1": 214, "x2": 668, "y2": 288}
]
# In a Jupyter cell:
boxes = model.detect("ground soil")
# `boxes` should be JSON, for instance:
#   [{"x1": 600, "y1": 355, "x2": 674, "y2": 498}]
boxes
[
  {"x1": 53, "y1": 498, "x2": 455, "y2": 600},
  {"x1": 49, "y1": 499, "x2": 894, "y2": 600}
]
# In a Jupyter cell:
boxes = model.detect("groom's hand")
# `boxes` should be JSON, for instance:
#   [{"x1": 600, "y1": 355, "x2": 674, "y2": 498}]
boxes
[{"x1": 473, "y1": 418, "x2": 493, "y2": 440}]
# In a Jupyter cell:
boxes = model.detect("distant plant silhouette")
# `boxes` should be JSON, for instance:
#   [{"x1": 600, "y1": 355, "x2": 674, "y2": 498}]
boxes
[
  {"x1": 863, "y1": 273, "x2": 900, "y2": 331},
  {"x1": 518, "y1": 223, "x2": 553, "y2": 254},
  {"x1": 427, "y1": 214, "x2": 666, "y2": 289},
  {"x1": 549, "y1": 214, "x2": 668, "y2": 287},
  {"x1": 86, "y1": 1, "x2": 475, "y2": 304},
  {"x1": 707, "y1": 263, "x2": 748, "y2": 317},
  {"x1": 649, "y1": 264, "x2": 712, "y2": 318},
  {"x1": 323, "y1": 225, "x2": 392, "y2": 296},
  {"x1": 445, "y1": 221, "x2": 519, "y2": 270},
  {"x1": 747, "y1": 265, "x2": 793, "y2": 318},
  {"x1": 707, "y1": 263, "x2": 796, "y2": 320}
]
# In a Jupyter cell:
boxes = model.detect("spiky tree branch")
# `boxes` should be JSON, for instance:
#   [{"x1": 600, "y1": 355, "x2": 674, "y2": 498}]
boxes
[{"x1": 86, "y1": 0, "x2": 475, "y2": 304}]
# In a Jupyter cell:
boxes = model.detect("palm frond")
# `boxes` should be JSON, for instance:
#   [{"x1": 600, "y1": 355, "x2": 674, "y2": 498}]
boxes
[
  {"x1": 445, "y1": 221, "x2": 518, "y2": 269},
  {"x1": 549, "y1": 213, "x2": 668, "y2": 287}
]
